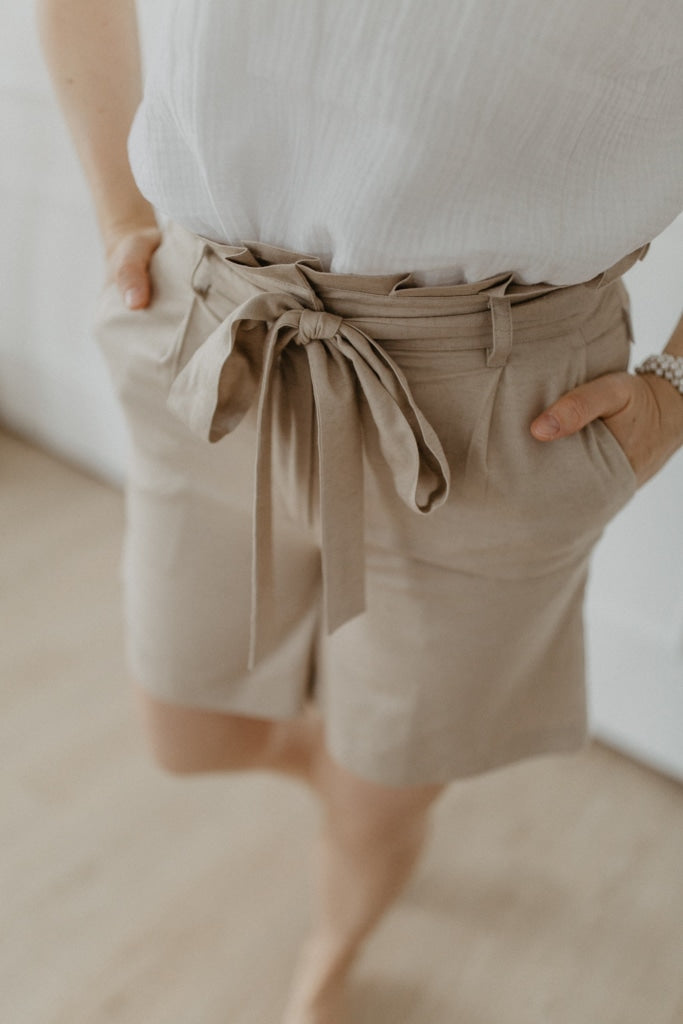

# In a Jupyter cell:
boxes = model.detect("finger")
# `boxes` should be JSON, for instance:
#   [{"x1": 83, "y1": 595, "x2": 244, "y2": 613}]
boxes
[
  {"x1": 530, "y1": 372, "x2": 633, "y2": 440},
  {"x1": 118, "y1": 266, "x2": 152, "y2": 310},
  {"x1": 110, "y1": 230, "x2": 161, "y2": 309}
]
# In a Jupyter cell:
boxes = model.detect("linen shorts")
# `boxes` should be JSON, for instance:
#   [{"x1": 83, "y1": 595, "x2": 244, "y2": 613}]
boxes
[{"x1": 92, "y1": 219, "x2": 645, "y2": 787}]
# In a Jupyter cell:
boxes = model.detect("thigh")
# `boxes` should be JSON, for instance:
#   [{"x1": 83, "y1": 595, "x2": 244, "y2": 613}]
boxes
[{"x1": 131, "y1": 683, "x2": 281, "y2": 774}]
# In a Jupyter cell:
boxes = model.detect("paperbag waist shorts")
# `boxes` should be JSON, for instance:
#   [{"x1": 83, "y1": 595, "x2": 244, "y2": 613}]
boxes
[{"x1": 92, "y1": 219, "x2": 648, "y2": 787}]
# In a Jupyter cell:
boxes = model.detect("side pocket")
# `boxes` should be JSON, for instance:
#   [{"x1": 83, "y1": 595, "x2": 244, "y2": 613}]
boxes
[
  {"x1": 164, "y1": 244, "x2": 243, "y2": 387},
  {"x1": 90, "y1": 224, "x2": 204, "y2": 400},
  {"x1": 587, "y1": 416, "x2": 638, "y2": 496},
  {"x1": 461, "y1": 328, "x2": 633, "y2": 578},
  {"x1": 580, "y1": 305, "x2": 639, "y2": 500},
  {"x1": 91, "y1": 276, "x2": 125, "y2": 352},
  {"x1": 90, "y1": 276, "x2": 138, "y2": 397}
]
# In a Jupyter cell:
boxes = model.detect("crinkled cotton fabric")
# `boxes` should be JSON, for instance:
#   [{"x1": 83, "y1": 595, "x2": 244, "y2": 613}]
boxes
[{"x1": 128, "y1": 0, "x2": 683, "y2": 286}]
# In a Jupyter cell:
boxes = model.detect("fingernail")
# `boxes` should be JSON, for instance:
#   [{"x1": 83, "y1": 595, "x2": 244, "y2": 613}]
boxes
[
  {"x1": 125, "y1": 287, "x2": 142, "y2": 308},
  {"x1": 533, "y1": 414, "x2": 561, "y2": 439}
]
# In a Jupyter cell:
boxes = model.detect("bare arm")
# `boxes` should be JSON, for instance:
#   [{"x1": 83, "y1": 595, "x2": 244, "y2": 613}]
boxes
[
  {"x1": 36, "y1": 0, "x2": 160, "y2": 306},
  {"x1": 532, "y1": 305, "x2": 683, "y2": 483}
]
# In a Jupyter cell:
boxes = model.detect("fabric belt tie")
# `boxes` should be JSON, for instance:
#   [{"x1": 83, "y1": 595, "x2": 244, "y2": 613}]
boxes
[{"x1": 165, "y1": 287, "x2": 451, "y2": 669}]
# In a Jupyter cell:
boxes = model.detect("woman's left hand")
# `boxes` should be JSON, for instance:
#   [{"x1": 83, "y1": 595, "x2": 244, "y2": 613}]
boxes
[{"x1": 530, "y1": 370, "x2": 683, "y2": 489}]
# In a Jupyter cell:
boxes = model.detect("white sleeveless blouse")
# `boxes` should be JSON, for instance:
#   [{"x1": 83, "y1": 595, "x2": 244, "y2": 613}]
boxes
[{"x1": 128, "y1": 0, "x2": 683, "y2": 286}]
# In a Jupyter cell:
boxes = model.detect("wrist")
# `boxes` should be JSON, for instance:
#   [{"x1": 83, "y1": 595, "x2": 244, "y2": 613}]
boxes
[
  {"x1": 100, "y1": 203, "x2": 159, "y2": 254},
  {"x1": 639, "y1": 371, "x2": 683, "y2": 450}
]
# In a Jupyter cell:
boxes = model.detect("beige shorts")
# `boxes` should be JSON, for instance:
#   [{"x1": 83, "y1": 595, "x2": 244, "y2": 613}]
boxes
[{"x1": 92, "y1": 219, "x2": 645, "y2": 787}]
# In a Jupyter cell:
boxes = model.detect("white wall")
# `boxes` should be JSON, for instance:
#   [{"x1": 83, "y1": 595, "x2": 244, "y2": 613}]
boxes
[
  {"x1": 0, "y1": 1, "x2": 166, "y2": 485},
  {"x1": 0, "y1": 4, "x2": 128, "y2": 484},
  {"x1": 2, "y1": 4, "x2": 682, "y2": 778},
  {"x1": 586, "y1": 222, "x2": 683, "y2": 781}
]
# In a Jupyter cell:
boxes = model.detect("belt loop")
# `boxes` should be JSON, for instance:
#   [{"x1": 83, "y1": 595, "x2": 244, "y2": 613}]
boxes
[
  {"x1": 615, "y1": 278, "x2": 636, "y2": 345},
  {"x1": 486, "y1": 294, "x2": 513, "y2": 367},
  {"x1": 638, "y1": 241, "x2": 651, "y2": 263},
  {"x1": 191, "y1": 243, "x2": 213, "y2": 297},
  {"x1": 587, "y1": 241, "x2": 652, "y2": 291}
]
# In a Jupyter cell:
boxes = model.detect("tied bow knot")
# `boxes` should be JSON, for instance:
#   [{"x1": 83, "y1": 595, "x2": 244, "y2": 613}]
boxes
[
  {"x1": 296, "y1": 309, "x2": 344, "y2": 344},
  {"x1": 165, "y1": 285, "x2": 451, "y2": 669}
]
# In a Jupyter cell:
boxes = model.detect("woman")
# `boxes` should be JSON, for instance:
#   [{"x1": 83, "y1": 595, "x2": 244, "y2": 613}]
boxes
[{"x1": 38, "y1": 2, "x2": 683, "y2": 1021}]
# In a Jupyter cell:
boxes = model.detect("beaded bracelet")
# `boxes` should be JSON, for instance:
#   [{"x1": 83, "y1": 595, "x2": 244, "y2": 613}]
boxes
[{"x1": 633, "y1": 353, "x2": 683, "y2": 398}]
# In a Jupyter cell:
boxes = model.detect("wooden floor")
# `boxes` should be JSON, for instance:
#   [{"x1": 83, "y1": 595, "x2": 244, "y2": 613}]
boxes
[{"x1": 2, "y1": 429, "x2": 682, "y2": 1024}]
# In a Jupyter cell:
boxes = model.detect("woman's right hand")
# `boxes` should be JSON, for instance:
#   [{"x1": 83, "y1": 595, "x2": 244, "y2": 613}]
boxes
[
  {"x1": 104, "y1": 223, "x2": 163, "y2": 310},
  {"x1": 37, "y1": 1, "x2": 159, "y2": 308}
]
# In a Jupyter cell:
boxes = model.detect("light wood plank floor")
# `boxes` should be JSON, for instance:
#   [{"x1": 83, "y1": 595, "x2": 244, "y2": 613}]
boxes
[{"x1": 2, "y1": 429, "x2": 682, "y2": 1024}]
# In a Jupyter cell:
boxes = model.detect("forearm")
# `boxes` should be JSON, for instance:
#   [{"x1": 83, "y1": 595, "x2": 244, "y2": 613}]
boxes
[
  {"x1": 36, "y1": 0, "x2": 157, "y2": 245},
  {"x1": 645, "y1": 309, "x2": 683, "y2": 445}
]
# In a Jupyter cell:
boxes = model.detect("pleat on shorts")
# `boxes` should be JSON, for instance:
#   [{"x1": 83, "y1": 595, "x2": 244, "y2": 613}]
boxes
[{"x1": 92, "y1": 219, "x2": 647, "y2": 786}]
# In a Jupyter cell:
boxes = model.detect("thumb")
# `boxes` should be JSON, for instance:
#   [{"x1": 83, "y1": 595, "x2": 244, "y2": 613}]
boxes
[
  {"x1": 106, "y1": 226, "x2": 162, "y2": 310},
  {"x1": 119, "y1": 262, "x2": 152, "y2": 310},
  {"x1": 530, "y1": 372, "x2": 632, "y2": 440}
]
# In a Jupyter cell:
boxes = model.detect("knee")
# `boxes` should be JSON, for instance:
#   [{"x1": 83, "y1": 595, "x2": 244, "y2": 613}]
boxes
[
  {"x1": 140, "y1": 727, "x2": 272, "y2": 777},
  {"x1": 135, "y1": 716, "x2": 215, "y2": 775},
  {"x1": 317, "y1": 744, "x2": 445, "y2": 849},
  {"x1": 321, "y1": 781, "x2": 441, "y2": 853},
  {"x1": 130, "y1": 683, "x2": 276, "y2": 776}
]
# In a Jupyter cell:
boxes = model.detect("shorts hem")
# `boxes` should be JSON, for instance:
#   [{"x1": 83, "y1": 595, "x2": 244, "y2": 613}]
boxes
[
  {"x1": 126, "y1": 661, "x2": 310, "y2": 721},
  {"x1": 325, "y1": 723, "x2": 590, "y2": 788}
]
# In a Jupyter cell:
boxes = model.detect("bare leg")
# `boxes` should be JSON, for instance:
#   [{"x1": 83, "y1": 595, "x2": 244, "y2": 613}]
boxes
[
  {"x1": 132, "y1": 684, "x2": 446, "y2": 1023},
  {"x1": 281, "y1": 742, "x2": 447, "y2": 1024},
  {"x1": 131, "y1": 682, "x2": 323, "y2": 785}
]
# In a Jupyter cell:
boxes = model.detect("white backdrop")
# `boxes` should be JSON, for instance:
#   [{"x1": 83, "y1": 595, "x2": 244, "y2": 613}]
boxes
[{"x1": 2, "y1": 3, "x2": 682, "y2": 779}]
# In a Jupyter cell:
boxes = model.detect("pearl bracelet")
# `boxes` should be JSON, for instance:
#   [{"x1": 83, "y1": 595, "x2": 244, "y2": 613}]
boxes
[{"x1": 633, "y1": 353, "x2": 683, "y2": 398}]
